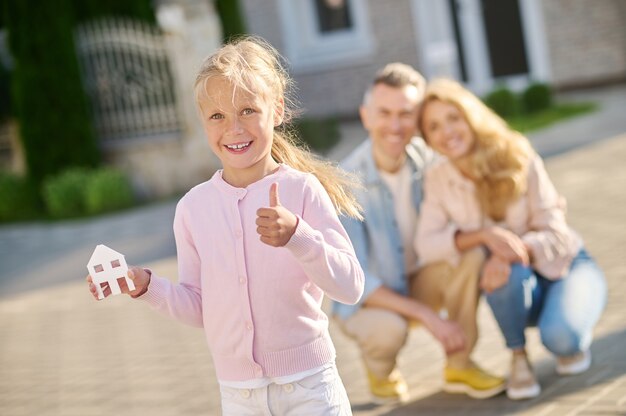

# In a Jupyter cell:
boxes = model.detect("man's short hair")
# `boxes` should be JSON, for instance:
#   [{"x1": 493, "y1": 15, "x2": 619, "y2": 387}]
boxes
[{"x1": 363, "y1": 62, "x2": 426, "y2": 104}]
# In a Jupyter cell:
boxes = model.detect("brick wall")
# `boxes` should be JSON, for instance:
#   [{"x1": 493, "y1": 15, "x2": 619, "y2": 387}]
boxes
[{"x1": 541, "y1": 0, "x2": 626, "y2": 88}]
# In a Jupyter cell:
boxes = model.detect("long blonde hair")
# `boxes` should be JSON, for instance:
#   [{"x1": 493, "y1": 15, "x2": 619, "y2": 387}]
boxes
[
  {"x1": 418, "y1": 79, "x2": 533, "y2": 221},
  {"x1": 194, "y1": 35, "x2": 362, "y2": 219}
]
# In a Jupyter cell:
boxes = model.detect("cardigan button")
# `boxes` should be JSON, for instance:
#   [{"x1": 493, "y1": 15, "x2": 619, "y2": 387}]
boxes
[
  {"x1": 283, "y1": 383, "x2": 294, "y2": 393},
  {"x1": 240, "y1": 389, "x2": 251, "y2": 398}
]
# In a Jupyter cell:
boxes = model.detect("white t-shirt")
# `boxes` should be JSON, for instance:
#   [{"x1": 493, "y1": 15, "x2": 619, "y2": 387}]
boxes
[{"x1": 379, "y1": 162, "x2": 419, "y2": 276}]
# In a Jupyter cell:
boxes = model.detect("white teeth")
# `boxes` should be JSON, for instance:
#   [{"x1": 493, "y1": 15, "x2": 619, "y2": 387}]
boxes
[{"x1": 226, "y1": 142, "x2": 251, "y2": 150}]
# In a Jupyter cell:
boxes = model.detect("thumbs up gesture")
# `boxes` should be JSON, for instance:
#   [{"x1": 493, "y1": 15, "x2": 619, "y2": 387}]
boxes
[{"x1": 256, "y1": 182, "x2": 298, "y2": 247}]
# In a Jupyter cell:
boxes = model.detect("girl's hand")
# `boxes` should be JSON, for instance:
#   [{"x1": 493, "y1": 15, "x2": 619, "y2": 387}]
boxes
[
  {"x1": 482, "y1": 226, "x2": 529, "y2": 266},
  {"x1": 256, "y1": 183, "x2": 298, "y2": 247},
  {"x1": 85, "y1": 266, "x2": 150, "y2": 300},
  {"x1": 480, "y1": 255, "x2": 511, "y2": 294}
]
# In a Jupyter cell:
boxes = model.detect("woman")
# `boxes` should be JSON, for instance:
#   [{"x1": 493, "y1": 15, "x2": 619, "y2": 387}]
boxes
[{"x1": 414, "y1": 79, "x2": 606, "y2": 400}]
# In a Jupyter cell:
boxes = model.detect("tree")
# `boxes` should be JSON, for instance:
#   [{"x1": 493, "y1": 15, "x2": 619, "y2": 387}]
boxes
[
  {"x1": 4, "y1": 0, "x2": 99, "y2": 184},
  {"x1": 215, "y1": 0, "x2": 246, "y2": 41}
]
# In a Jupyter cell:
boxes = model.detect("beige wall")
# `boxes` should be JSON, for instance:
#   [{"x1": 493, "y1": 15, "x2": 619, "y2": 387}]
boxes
[
  {"x1": 103, "y1": 134, "x2": 216, "y2": 199},
  {"x1": 542, "y1": 0, "x2": 626, "y2": 88}
]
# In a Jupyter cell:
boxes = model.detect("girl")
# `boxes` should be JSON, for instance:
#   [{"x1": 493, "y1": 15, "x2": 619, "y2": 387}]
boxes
[
  {"x1": 414, "y1": 79, "x2": 606, "y2": 400},
  {"x1": 87, "y1": 36, "x2": 364, "y2": 415}
]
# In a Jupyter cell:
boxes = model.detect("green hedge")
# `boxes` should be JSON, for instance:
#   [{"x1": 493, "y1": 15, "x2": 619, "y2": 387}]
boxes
[
  {"x1": 85, "y1": 168, "x2": 134, "y2": 214},
  {"x1": 42, "y1": 168, "x2": 91, "y2": 219},
  {"x1": 0, "y1": 172, "x2": 40, "y2": 222},
  {"x1": 484, "y1": 83, "x2": 555, "y2": 118},
  {"x1": 41, "y1": 167, "x2": 134, "y2": 219},
  {"x1": 484, "y1": 86, "x2": 520, "y2": 118},
  {"x1": 292, "y1": 117, "x2": 341, "y2": 154},
  {"x1": 73, "y1": 0, "x2": 154, "y2": 23},
  {"x1": 0, "y1": 64, "x2": 11, "y2": 122},
  {"x1": 215, "y1": 0, "x2": 246, "y2": 41},
  {"x1": 522, "y1": 82, "x2": 553, "y2": 114},
  {"x1": 4, "y1": 0, "x2": 100, "y2": 185}
]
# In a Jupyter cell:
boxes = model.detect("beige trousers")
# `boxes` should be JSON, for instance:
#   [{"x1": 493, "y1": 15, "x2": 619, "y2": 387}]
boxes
[{"x1": 336, "y1": 248, "x2": 485, "y2": 379}]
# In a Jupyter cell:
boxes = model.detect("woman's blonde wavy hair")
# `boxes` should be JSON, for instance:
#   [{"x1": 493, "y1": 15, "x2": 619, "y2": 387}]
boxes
[
  {"x1": 418, "y1": 78, "x2": 534, "y2": 221},
  {"x1": 194, "y1": 35, "x2": 362, "y2": 219}
]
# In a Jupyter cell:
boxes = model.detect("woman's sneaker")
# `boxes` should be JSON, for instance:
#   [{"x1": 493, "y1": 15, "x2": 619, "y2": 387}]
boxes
[
  {"x1": 507, "y1": 353, "x2": 541, "y2": 400},
  {"x1": 556, "y1": 350, "x2": 591, "y2": 375}
]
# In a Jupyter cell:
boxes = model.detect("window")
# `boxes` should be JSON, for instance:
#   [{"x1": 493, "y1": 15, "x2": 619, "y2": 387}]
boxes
[
  {"x1": 314, "y1": 0, "x2": 352, "y2": 33},
  {"x1": 111, "y1": 259, "x2": 121, "y2": 268},
  {"x1": 278, "y1": 0, "x2": 374, "y2": 73},
  {"x1": 94, "y1": 264, "x2": 104, "y2": 273}
]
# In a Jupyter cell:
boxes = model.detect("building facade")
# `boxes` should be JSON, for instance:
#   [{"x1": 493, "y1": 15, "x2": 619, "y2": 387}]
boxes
[{"x1": 240, "y1": 0, "x2": 626, "y2": 118}]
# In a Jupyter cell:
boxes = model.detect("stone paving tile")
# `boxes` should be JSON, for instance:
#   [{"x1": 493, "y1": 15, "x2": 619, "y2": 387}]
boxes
[{"x1": 1, "y1": 135, "x2": 625, "y2": 415}]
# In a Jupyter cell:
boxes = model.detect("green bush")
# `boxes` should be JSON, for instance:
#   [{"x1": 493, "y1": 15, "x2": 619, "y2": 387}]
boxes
[
  {"x1": 42, "y1": 168, "x2": 91, "y2": 218},
  {"x1": 522, "y1": 82, "x2": 553, "y2": 114},
  {"x1": 484, "y1": 86, "x2": 520, "y2": 118},
  {"x1": 0, "y1": 172, "x2": 40, "y2": 222},
  {"x1": 292, "y1": 117, "x2": 341, "y2": 154},
  {"x1": 84, "y1": 168, "x2": 134, "y2": 215}
]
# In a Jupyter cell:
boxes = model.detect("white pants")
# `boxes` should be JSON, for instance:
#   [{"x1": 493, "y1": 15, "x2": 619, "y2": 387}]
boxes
[{"x1": 219, "y1": 365, "x2": 352, "y2": 416}]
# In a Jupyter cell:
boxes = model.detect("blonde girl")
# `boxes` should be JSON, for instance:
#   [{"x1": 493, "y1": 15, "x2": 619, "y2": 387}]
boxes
[
  {"x1": 415, "y1": 78, "x2": 606, "y2": 400},
  {"x1": 88, "y1": 36, "x2": 364, "y2": 415}
]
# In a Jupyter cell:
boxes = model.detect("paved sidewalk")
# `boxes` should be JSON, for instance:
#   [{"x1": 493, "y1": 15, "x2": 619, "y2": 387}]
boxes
[{"x1": 1, "y1": 86, "x2": 625, "y2": 415}]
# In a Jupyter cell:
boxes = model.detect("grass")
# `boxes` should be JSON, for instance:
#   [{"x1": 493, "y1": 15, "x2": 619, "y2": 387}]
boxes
[{"x1": 506, "y1": 102, "x2": 598, "y2": 133}]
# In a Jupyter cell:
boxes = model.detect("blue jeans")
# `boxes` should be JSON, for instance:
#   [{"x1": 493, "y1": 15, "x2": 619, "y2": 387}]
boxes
[{"x1": 486, "y1": 249, "x2": 607, "y2": 356}]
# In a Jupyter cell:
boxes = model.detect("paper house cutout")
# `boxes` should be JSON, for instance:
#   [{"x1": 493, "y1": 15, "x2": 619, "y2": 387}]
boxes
[{"x1": 86, "y1": 244, "x2": 135, "y2": 300}]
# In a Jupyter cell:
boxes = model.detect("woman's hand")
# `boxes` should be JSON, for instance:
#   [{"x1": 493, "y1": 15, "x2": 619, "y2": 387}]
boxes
[
  {"x1": 482, "y1": 226, "x2": 529, "y2": 266},
  {"x1": 86, "y1": 266, "x2": 150, "y2": 300},
  {"x1": 256, "y1": 183, "x2": 298, "y2": 247},
  {"x1": 480, "y1": 255, "x2": 511, "y2": 294}
]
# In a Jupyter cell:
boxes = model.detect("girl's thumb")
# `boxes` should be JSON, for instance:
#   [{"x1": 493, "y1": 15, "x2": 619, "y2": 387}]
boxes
[{"x1": 270, "y1": 182, "x2": 280, "y2": 207}]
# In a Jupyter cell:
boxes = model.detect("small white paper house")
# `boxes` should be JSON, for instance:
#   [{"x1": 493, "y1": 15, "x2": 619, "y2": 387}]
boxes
[{"x1": 86, "y1": 244, "x2": 134, "y2": 300}]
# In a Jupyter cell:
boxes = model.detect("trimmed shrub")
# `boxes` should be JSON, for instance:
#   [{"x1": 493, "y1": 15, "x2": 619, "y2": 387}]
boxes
[
  {"x1": 484, "y1": 87, "x2": 520, "y2": 118},
  {"x1": 215, "y1": 0, "x2": 246, "y2": 41},
  {"x1": 5, "y1": 0, "x2": 100, "y2": 186},
  {"x1": 84, "y1": 168, "x2": 134, "y2": 215},
  {"x1": 42, "y1": 168, "x2": 91, "y2": 218},
  {"x1": 0, "y1": 172, "x2": 40, "y2": 222},
  {"x1": 522, "y1": 83, "x2": 553, "y2": 114},
  {"x1": 292, "y1": 117, "x2": 341, "y2": 154},
  {"x1": 73, "y1": 0, "x2": 155, "y2": 23},
  {"x1": 0, "y1": 64, "x2": 11, "y2": 122}
]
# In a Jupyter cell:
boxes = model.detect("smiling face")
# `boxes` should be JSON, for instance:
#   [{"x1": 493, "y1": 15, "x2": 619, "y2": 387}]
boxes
[
  {"x1": 420, "y1": 99, "x2": 476, "y2": 161},
  {"x1": 360, "y1": 83, "x2": 421, "y2": 173},
  {"x1": 197, "y1": 76, "x2": 283, "y2": 187}
]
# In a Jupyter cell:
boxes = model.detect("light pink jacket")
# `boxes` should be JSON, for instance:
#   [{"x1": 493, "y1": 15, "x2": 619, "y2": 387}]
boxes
[
  {"x1": 140, "y1": 164, "x2": 364, "y2": 381},
  {"x1": 415, "y1": 155, "x2": 582, "y2": 279}
]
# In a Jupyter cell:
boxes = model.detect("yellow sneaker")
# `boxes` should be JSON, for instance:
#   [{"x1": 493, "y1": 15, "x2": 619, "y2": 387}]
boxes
[
  {"x1": 444, "y1": 365, "x2": 506, "y2": 399},
  {"x1": 367, "y1": 368, "x2": 410, "y2": 404}
]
